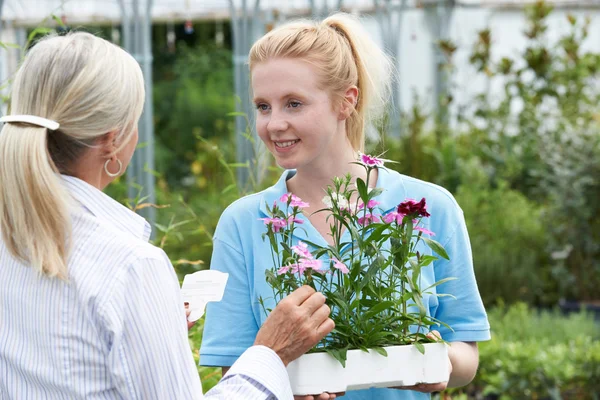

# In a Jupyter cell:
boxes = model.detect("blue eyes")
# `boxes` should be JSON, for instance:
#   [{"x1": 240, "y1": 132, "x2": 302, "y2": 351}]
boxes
[{"x1": 255, "y1": 101, "x2": 302, "y2": 112}]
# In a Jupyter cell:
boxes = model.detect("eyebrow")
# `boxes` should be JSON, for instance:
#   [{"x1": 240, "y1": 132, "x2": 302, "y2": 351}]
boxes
[{"x1": 253, "y1": 92, "x2": 307, "y2": 103}]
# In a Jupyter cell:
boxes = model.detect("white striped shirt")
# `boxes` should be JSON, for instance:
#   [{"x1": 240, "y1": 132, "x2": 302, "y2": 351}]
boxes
[{"x1": 0, "y1": 175, "x2": 293, "y2": 400}]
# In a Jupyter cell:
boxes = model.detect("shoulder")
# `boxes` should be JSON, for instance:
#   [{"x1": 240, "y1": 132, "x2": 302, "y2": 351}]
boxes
[
  {"x1": 70, "y1": 211, "x2": 169, "y2": 275},
  {"x1": 399, "y1": 173, "x2": 460, "y2": 211},
  {"x1": 214, "y1": 186, "x2": 275, "y2": 240}
]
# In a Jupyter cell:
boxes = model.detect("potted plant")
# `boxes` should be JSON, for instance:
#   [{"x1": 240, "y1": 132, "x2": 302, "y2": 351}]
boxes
[{"x1": 259, "y1": 154, "x2": 455, "y2": 395}]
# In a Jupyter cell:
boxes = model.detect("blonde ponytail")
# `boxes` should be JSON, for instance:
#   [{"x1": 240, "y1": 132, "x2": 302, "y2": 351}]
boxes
[
  {"x1": 249, "y1": 13, "x2": 392, "y2": 151},
  {"x1": 0, "y1": 126, "x2": 70, "y2": 279},
  {"x1": 0, "y1": 32, "x2": 145, "y2": 279}
]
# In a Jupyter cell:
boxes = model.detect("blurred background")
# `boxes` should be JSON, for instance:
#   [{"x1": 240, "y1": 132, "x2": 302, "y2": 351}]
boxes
[{"x1": 1, "y1": 0, "x2": 599, "y2": 398}]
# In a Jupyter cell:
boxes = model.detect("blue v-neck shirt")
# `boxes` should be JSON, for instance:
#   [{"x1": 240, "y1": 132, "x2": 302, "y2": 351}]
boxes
[{"x1": 201, "y1": 168, "x2": 490, "y2": 400}]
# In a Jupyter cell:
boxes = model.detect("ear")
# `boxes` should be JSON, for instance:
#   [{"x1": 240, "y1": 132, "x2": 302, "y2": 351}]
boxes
[
  {"x1": 338, "y1": 86, "x2": 359, "y2": 121},
  {"x1": 97, "y1": 131, "x2": 118, "y2": 160}
]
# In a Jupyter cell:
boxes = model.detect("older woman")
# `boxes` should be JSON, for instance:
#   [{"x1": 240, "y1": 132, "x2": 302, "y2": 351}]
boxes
[{"x1": 0, "y1": 32, "x2": 334, "y2": 400}]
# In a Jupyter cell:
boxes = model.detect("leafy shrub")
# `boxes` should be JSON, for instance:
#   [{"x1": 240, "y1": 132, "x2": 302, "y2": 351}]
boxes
[{"x1": 443, "y1": 303, "x2": 600, "y2": 399}]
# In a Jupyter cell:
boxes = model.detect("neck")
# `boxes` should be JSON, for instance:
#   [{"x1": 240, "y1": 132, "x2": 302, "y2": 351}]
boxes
[
  {"x1": 287, "y1": 146, "x2": 375, "y2": 206},
  {"x1": 69, "y1": 151, "x2": 113, "y2": 191}
]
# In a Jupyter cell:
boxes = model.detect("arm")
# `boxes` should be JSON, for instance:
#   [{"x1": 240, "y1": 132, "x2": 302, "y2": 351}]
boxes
[
  {"x1": 211, "y1": 286, "x2": 337, "y2": 400},
  {"x1": 102, "y1": 251, "x2": 203, "y2": 399},
  {"x1": 448, "y1": 341, "x2": 479, "y2": 388}
]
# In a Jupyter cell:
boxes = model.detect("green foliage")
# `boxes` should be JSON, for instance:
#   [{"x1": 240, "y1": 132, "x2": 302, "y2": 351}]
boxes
[
  {"x1": 455, "y1": 165, "x2": 553, "y2": 306},
  {"x1": 380, "y1": 1, "x2": 600, "y2": 304},
  {"x1": 153, "y1": 42, "x2": 235, "y2": 186},
  {"x1": 443, "y1": 303, "x2": 600, "y2": 399}
]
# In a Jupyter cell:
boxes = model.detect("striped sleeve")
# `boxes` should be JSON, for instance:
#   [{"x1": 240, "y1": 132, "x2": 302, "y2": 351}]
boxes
[
  {"x1": 205, "y1": 346, "x2": 294, "y2": 400},
  {"x1": 99, "y1": 252, "x2": 204, "y2": 400}
]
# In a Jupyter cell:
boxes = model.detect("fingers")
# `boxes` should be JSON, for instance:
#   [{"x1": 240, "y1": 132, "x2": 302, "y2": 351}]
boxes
[
  {"x1": 427, "y1": 330, "x2": 442, "y2": 341},
  {"x1": 317, "y1": 317, "x2": 335, "y2": 338},
  {"x1": 286, "y1": 285, "x2": 316, "y2": 305},
  {"x1": 311, "y1": 303, "x2": 331, "y2": 325},
  {"x1": 294, "y1": 393, "x2": 337, "y2": 400},
  {"x1": 394, "y1": 382, "x2": 448, "y2": 393},
  {"x1": 299, "y1": 291, "x2": 327, "y2": 315}
]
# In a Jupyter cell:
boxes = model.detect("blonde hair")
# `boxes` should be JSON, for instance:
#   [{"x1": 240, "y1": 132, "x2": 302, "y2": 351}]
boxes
[
  {"x1": 249, "y1": 13, "x2": 391, "y2": 151},
  {"x1": 0, "y1": 32, "x2": 145, "y2": 279}
]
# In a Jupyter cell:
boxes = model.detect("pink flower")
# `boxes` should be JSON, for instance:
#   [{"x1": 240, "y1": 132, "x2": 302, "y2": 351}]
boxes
[
  {"x1": 277, "y1": 265, "x2": 291, "y2": 275},
  {"x1": 287, "y1": 215, "x2": 303, "y2": 225},
  {"x1": 414, "y1": 225, "x2": 435, "y2": 236},
  {"x1": 299, "y1": 258, "x2": 323, "y2": 272},
  {"x1": 360, "y1": 153, "x2": 385, "y2": 167},
  {"x1": 331, "y1": 257, "x2": 349, "y2": 274},
  {"x1": 358, "y1": 200, "x2": 380, "y2": 210},
  {"x1": 358, "y1": 213, "x2": 380, "y2": 226},
  {"x1": 291, "y1": 241, "x2": 313, "y2": 259},
  {"x1": 259, "y1": 217, "x2": 288, "y2": 233},
  {"x1": 280, "y1": 193, "x2": 309, "y2": 208},
  {"x1": 290, "y1": 198, "x2": 309, "y2": 208},
  {"x1": 383, "y1": 211, "x2": 405, "y2": 225}
]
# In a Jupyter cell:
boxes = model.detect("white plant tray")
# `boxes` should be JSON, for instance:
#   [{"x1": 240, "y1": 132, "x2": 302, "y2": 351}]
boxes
[{"x1": 287, "y1": 343, "x2": 449, "y2": 395}]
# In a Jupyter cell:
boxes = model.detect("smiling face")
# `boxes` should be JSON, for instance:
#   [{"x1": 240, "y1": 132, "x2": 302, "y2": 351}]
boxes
[{"x1": 252, "y1": 57, "x2": 350, "y2": 171}]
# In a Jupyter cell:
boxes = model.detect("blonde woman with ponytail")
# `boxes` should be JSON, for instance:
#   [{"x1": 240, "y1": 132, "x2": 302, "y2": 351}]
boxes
[
  {"x1": 201, "y1": 13, "x2": 490, "y2": 400},
  {"x1": 0, "y1": 32, "x2": 334, "y2": 399}
]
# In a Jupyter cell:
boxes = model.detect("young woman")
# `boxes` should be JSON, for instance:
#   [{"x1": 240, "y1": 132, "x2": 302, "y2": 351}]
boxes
[
  {"x1": 0, "y1": 32, "x2": 334, "y2": 400},
  {"x1": 201, "y1": 13, "x2": 490, "y2": 400}
]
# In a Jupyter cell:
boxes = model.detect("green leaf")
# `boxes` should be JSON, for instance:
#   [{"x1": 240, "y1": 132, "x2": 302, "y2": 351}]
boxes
[
  {"x1": 28, "y1": 27, "x2": 53, "y2": 42},
  {"x1": 372, "y1": 347, "x2": 388, "y2": 357},
  {"x1": 363, "y1": 301, "x2": 395, "y2": 320},
  {"x1": 356, "y1": 177, "x2": 368, "y2": 203},
  {"x1": 423, "y1": 277, "x2": 458, "y2": 292},
  {"x1": 423, "y1": 238, "x2": 450, "y2": 260},
  {"x1": 325, "y1": 347, "x2": 348, "y2": 368},
  {"x1": 414, "y1": 341, "x2": 425, "y2": 355}
]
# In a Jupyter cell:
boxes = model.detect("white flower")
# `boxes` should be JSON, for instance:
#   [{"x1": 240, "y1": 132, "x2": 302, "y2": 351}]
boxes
[{"x1": 322, "y1": 193, "x2": 348, "y2": 209}]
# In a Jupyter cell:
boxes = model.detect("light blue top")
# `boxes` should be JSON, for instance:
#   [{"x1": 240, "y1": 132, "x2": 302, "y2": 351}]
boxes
[
  {"x1": 201, "y1": 168, "x2": 491, "y2": 400},
  {"x1": 0, "y1": 175, "x2": 295, "y2": 400}
]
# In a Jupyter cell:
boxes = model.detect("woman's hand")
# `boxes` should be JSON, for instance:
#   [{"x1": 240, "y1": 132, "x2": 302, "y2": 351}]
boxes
[
  {"x1": 184, "y1": 302, "x2": 196, "y2": 330},
  {"x1": 294, "y1": 392, "x2": 344, "y2": 399}
]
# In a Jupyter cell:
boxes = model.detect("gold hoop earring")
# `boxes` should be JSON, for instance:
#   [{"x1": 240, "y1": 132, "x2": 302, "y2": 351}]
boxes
[{"x1": 104, "y1": 159, "x2": 123, "y2": 177}]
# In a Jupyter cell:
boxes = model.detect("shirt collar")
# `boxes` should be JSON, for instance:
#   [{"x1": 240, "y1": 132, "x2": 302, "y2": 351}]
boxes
[
  {"x1": 258, "y1": 167, "x2": 406, "y2": 218},
  {"x1": 61, "y1": 175, "x2": 152, "y2": 242}
]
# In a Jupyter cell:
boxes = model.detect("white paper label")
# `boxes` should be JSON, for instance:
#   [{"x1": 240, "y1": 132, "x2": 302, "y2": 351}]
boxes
[{"x1": 181, "y1": 270, "x2": 229, "y2": 322}]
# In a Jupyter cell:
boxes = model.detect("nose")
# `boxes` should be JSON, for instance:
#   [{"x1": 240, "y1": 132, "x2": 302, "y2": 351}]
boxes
[{"x1": 266, "y1": 111, "x2": 289, "y2": 134}]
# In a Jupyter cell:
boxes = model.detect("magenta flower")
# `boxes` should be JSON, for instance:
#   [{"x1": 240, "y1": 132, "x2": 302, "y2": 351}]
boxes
[
  {"x1": 360, "y1": 153, "x2": 385, "y2": 167},
  {"x1": 331, "y1": 257, "x2": 349, "y2": 274},
  {"x1": 397, "y1": 198, "x2": 430, "y2": 218},
  {"x1": 259, "y1": 217, "x2": 288, "y2": 233},
  {"x1": 358, "y1": 213, "x2": 380, "y2": 226},
  {"x1": 291, "y1": 241, "x2": 313, "y2": 259},
  {"x1": 358, "y1": 199, "x2": 381, "y2": 210}
]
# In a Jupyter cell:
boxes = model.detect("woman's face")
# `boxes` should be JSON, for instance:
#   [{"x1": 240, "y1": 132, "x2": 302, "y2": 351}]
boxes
[{"x1": 252, "y1": 57, "x2": 347, "y2": 171}]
